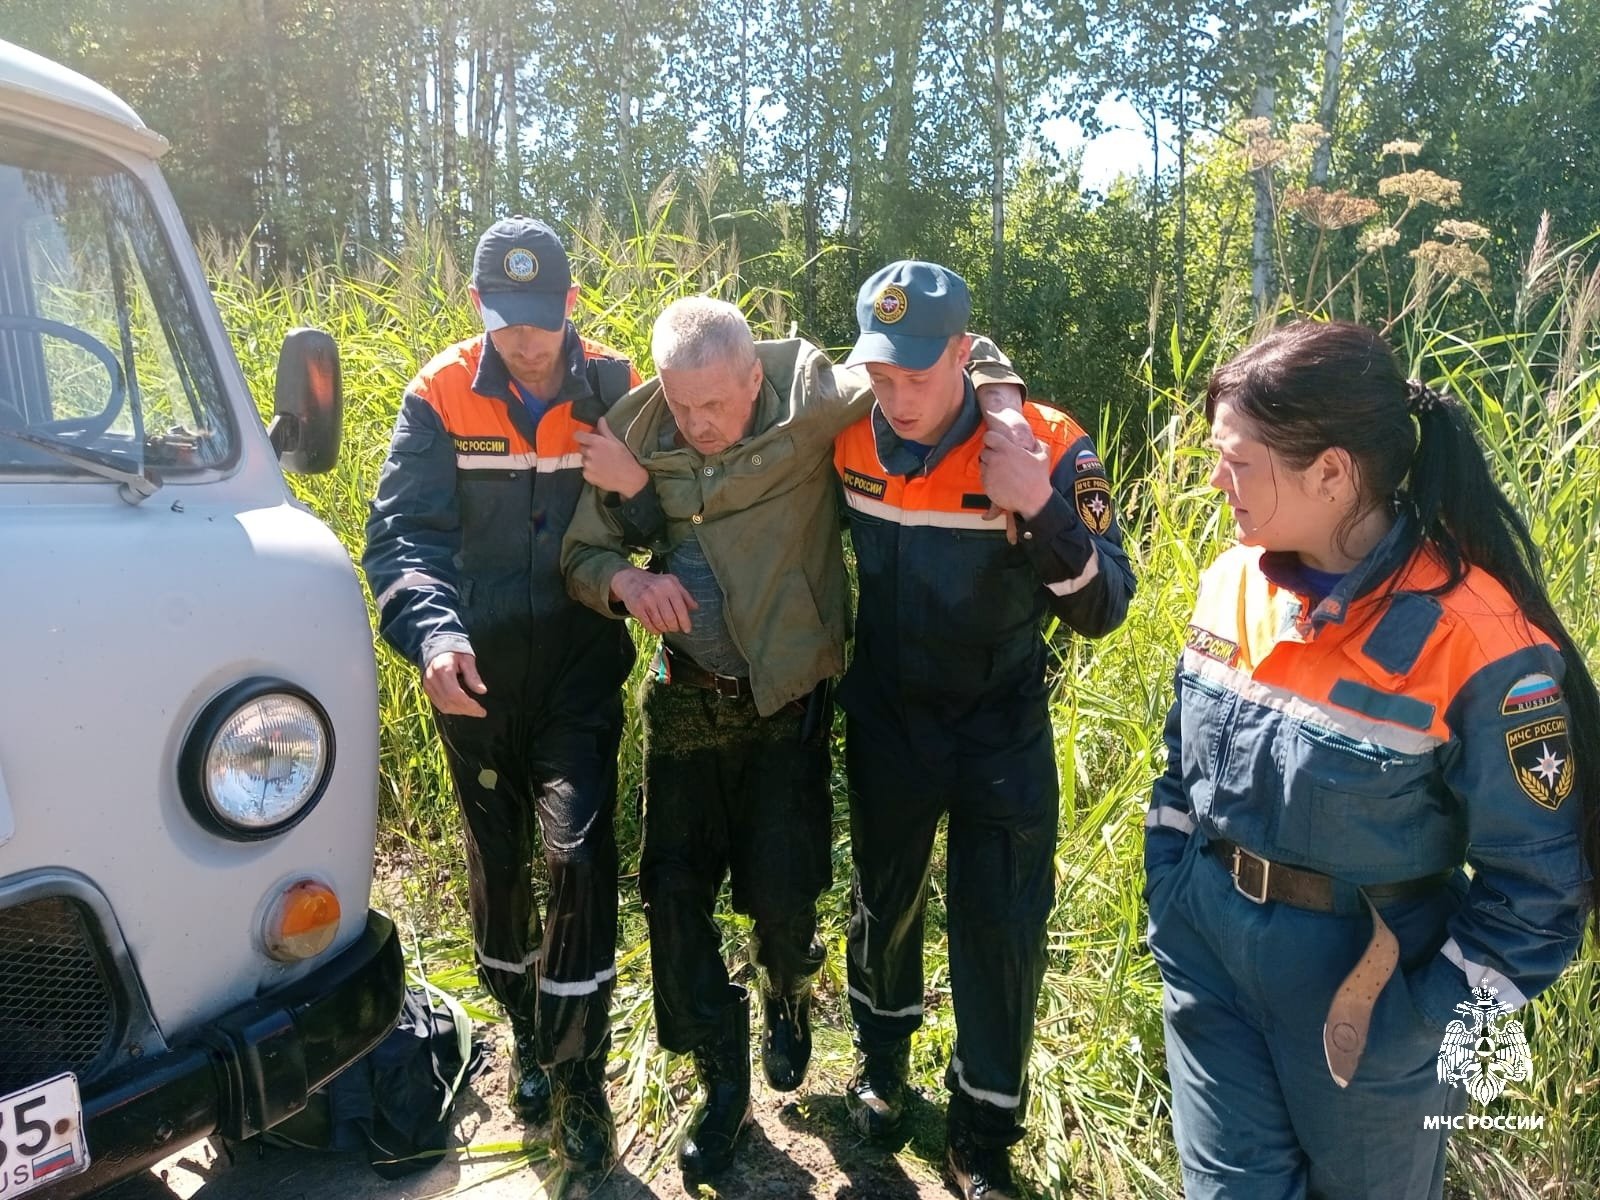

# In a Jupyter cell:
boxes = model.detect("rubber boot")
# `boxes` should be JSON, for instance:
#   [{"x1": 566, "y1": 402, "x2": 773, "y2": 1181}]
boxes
[
  {"x1": 679, "y1": 987, "x2": 753, "y2": 1179},
  {"x1": 506, "y1": 1014, "x2": 552, "y2": 1123},
  {"x1": 550, "y1": 1045, "x2": 615, "y2": 1174},
  {"x1": 945, "y1": 1117, "x2": 1019, "y2": 1200},
  {"x1": 844, "y1": 1038, "x2": 910, "y2": 1139},
  {"x1": 761, "y1": 981, "x2": 813, "y2": 1092}
]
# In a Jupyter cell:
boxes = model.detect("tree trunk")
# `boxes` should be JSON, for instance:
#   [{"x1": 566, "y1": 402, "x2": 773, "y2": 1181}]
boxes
[
  {"x1": 840, "y1": 0, "x2": 866, "y2": 292},
  {"x1": 409, "y1": 0, "x2": 435, "y2": 226},
  {"x1": 377, "y1": 98, "x2": 394, "y2": 249},
  {"x1": 473, "y1": 21, "x2": 496, "y2": 222},
  {"x1": 400, "y1": 71, "x2": 416, "y2": 228},
  {"x1": 1310, "y1": 0, "x2": 1348, "y2": 185},
  {"x1": 1174, "y1": 6, "x2": 1189, "y2": 344},
  {"x1": 736, "y1": 0, "x2": 750, "y2": 177},
  {"x1": 1145, "y1": 100, "x2": 1161, "y2": 365},
  {"x1": 1250, "y1": 83, "x2": 1277, "y2": 315},
  {"x1": 438, "y1": 4, "x2": 460, "y2": 239},
  {"x1": 989, "y1": 0, "x2": 1006, "y2": 341},
  {"x1": 1249, "y1": 0, "x2": 1277, "y2": 317},
  {"x1": 879, "y1": 0, "x2": 929, "y2": 259},
  {"x1": 616, "y1": 0, "x2": 635, "y2": 198},
  {"x1": 801, "y1": 0, "x2": 819, "y2": 331},
  {"x1": 501, "y1": 8, "x2": 520, "y2": 212},
  {"x1": 251, "y1": 0, "x2": 286, "y2": 264}
]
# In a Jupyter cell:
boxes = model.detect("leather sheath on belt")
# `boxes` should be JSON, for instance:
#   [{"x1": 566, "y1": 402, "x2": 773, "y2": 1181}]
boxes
[{"x1": 1323, "y1": 897, "x2": 1400, "y2": 1088}]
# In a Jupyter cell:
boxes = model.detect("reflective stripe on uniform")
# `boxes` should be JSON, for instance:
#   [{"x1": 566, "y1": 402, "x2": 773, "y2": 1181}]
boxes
[
  {"x1": 1045, "y1": 553, "x2": 1101, "y2": 596},
  {"x1": 842, "y1": 489, "x2": 1000, "y2": 532},
  {"x1": 535, "y1": 453, "x2": 584, "y2": 473},
  {"x1": 951, "y1": 1055, "x2": 1022, "y2": 1108},
  {"x1": 456, "y1": 451, "x2": 538, "y2": 470},
  {"x1": 538, "y1": 964, "x2": 618, "y2": 997},
  {"x1": 478, "y1": 946, "x2": 541, "y2": 976},
  {"x1": 1182, "y1": 648, "x2": 1445, "y2": 756},
  {"x1": 847, "y1": 984, "x2": 924, "y2": 1019},
  {"x1": 1145, "y1": 807, "x2": 1197, "y2": 835}
]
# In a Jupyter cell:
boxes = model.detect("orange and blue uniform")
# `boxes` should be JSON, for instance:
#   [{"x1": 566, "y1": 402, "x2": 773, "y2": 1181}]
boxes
[
  {"x1": 1144, "y1": 517, "x2": 1589, "y2": 1198},
  {"x1": 363, "y1": 327, "x2": 639, "y2": 1069},
  {"x1": 835, "y1": 386, "x2": 1134, "y2": 1146}
]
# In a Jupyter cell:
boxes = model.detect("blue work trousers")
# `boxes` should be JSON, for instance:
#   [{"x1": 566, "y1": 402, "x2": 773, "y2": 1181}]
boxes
[
  {"x1": 1147, "y1": 833, "x2": 1470, "y2": 1199},
  {"x1": 845, "y1": 710, "x2": 1059, "y2": 1146}
]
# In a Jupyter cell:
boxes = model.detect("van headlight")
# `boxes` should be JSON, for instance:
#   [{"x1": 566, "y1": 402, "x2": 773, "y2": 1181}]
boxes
[{"x1": 180, "y1": 678, "x2": 335, "y2": 840}]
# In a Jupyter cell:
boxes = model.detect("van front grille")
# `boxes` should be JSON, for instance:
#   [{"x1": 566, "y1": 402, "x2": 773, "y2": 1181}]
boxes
[{"x1": 0, "y1": 895, "x2": 118, "y2": 1094}]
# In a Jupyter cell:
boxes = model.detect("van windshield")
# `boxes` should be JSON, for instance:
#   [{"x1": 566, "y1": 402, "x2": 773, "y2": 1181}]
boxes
[{"x1": 0, "y1": 126, "x2": 235, "y2": 476}]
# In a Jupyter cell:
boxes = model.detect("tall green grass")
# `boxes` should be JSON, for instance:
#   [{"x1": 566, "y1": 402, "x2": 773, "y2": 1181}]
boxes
[{"x1": 210, "y1": 214, "x2": 1600, "y2": 1198}]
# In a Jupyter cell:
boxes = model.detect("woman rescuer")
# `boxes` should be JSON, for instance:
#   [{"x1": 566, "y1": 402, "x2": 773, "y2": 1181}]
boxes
[{"x1": 1142, "y1": 319, "x2": 1600, "y2": 1198}]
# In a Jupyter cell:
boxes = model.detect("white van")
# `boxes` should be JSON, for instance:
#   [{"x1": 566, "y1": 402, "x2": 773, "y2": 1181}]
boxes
[{"x1": 0, "y1": 40, "x2": 403, "y2": 1198}]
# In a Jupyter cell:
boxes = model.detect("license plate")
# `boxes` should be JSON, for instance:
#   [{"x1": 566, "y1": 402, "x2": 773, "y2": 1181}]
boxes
[{"x1": 0, "y1": 1074, "x2": 89, "y2": 1195}]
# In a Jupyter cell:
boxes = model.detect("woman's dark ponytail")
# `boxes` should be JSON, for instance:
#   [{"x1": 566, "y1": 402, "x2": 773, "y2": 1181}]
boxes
[{"x1": 1406, "y1": 382, "x2": 1600, "y2": 930}]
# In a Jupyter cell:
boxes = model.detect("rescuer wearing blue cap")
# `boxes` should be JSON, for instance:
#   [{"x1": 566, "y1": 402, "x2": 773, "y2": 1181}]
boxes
[
  {"x1": 833, "y1": 261, "x2": 1136, "y2": 1199},
  {"x1": 364, "y1": 215, "x2": 643, "y2": 1178}
]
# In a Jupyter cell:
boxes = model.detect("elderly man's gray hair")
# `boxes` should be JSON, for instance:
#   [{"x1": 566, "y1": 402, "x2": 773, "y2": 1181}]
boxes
[{"x1": 652, "y1": 296, "x2": 758, "y2": 373}]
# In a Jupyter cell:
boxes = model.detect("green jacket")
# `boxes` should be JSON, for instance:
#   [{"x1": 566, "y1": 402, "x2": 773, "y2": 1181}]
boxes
[
  {"x1": 562, "y1": 338, "x2": 864, "y2": 715},
  {"x1": 561, "y1": 336, "x2": 1023, "y2": 717}
]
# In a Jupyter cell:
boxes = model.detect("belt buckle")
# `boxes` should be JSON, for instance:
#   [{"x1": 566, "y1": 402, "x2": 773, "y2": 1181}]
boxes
[
  {"x1": 712, "y1": 673, "x2": 743, "y2": 698},
  {"x1": 1231, "y1": 845, "x2": 1272, "y2": 904}
]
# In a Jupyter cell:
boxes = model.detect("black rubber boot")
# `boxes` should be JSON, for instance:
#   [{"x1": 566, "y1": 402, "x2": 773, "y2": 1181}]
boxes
[
  {"x1": 761, "y1": 982, "x2": 813, "y2": 1092},
  {"x1": 550, "y1": 1049, "x2": 615, "y2": 1174},
  {"x1": 679, "y1": 988, "x2": 753, "y2": 1179},
  {"x1": 945, "y1": 1121, "x2": 1019, "y2": 1200},
  {"x1": 506, "y1": 1015, "x2": 552, "y2": 1124},
  {"x1": 844, "y1": 1038, "x2": 910, "y2": 1139}
]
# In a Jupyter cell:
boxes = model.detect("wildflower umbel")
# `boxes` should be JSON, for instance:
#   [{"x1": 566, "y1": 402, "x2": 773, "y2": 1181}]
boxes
[
  {"x1": 1240, "y1": 117, "x2": 1291, "y2": 171},
  {"x1": 1357, "y1": 226, "x2": 1402, "y2": 253},
  {"x1": 1436, "y1": 220, "x2": 1491, "y2": 241},
  {"x1": 1286, "y1": 187, "x2": 1381, "y2": 231},
  {"x1": 1379, "y1": 170, "x2": 1462, "y2": 209},
  {"x1": 1412, "y1": 239, "x2": 1490, "y2": 285},
  {"x1": 1381, "y1": 139, "x2": 1424, "y2": 159}
]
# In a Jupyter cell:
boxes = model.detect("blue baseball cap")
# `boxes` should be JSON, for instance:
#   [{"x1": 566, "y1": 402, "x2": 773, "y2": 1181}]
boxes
[
  {"x1": 845, "y1": 261, "x2": 972, "y2": 370},
  {"x1": 472, "y1": 216, "x2": 573, "y2": 332}
]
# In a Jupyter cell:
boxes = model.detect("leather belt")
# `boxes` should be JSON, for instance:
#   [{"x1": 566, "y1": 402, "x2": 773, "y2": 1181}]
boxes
[
  {"x1": 1204, "y1": 838, "x2": 1449, "y2": 1088},
  {"x1": 659, "y1": 645, "x2": 752, "y2": 699},
  {"x1": 1206, "y1": 839, "x2": 1448, "y2": 910}
]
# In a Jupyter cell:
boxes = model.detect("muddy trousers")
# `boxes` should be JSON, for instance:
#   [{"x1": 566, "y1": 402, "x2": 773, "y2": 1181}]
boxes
[
  {"x1": 639, "y1": 679, "x2": 831, "y2": 1054},
  {"x1": 435, "y1": 698, "x2": 621, "y2": 1068},
  {"x1": 845, "y1": 713, "x2": 1059, "y2": 1147},
  {"x1": 1146, "y1": 832, "x2": 1469, "y2": 1200}
]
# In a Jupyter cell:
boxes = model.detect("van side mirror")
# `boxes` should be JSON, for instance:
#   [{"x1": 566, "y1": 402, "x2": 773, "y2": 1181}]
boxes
[{"x1": 267, "y1": 328, "x2": 343, "y2": 474}]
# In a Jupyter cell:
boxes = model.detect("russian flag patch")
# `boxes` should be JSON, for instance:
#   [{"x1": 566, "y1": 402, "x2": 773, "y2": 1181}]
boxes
[{"x1": 1501, "y1": 672, "x2": 1561, "y2": 716}]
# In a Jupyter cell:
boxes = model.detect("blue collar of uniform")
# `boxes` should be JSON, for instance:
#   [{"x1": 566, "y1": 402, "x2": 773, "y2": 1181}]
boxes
[
  {"x1": 870, "y1": 379, "x2": 979, "y2": 477},
  {"x1": 471, "y1": 323, "x2": 592, "y2": 408},
  {"x1": 1260, "y1": 508, "x2": 1419, "y2": 631}
]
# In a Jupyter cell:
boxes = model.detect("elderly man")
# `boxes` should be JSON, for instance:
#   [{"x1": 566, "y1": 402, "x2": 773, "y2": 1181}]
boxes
[
  {"x1": 562, "y1": 297, "x2": 1021, "y2": 1181},
  {"x1": 364, "y1": 216, "x2": 639, "y2": 1176},
  {"x1": 832, "y1": 261, "x2": 1136, "y2": 1199}
]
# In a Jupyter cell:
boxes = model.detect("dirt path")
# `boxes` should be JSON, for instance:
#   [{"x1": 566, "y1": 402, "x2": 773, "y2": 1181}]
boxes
[{"x1": 109, "y1": 1041, "x2": 964, "y2": 1200}]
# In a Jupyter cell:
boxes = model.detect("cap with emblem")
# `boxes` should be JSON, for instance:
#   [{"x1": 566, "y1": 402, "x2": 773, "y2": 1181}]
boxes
[
  {"x1": 845, "y1": 260, "x2": 972, "y2": 370},
  {"x1": 471, "y1": 216, "x2": 573, "y2": 332}
]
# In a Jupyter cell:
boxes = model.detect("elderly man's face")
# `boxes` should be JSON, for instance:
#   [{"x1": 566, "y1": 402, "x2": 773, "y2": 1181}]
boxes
[{"x1": 659, "y1": 358, "x2": 763, "y2": 456}]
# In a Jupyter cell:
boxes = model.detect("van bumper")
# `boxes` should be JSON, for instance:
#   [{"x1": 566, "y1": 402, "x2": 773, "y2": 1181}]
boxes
[{"x1": 49, "y1": 909, "x2": 404, "y2": 1198}]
